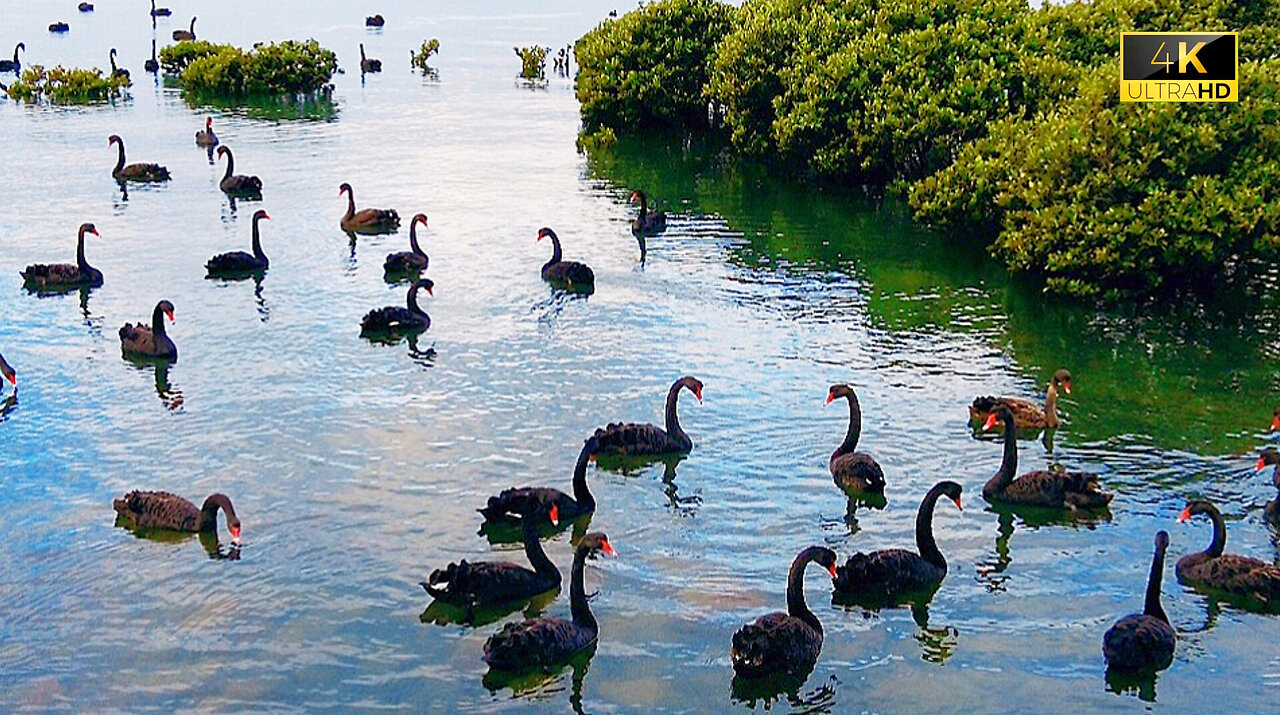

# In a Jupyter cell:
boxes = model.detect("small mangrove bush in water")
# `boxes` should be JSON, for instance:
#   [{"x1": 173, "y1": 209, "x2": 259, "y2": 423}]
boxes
[
  {"x1": 6, "y1": 64, "x2": 130, "y2": 103},
  {"x1": 574, "y1": 0, "x2": 1280, "y2": 299},
  {"x1": 411, "y1": 39, "x2": 440, "y2": 72},
  {"x1": 514, "y1": 45, "x2": 549, "y2": 79},
  {"x1": 159, "y1": 39, "x2": 337, "y2": 95}
]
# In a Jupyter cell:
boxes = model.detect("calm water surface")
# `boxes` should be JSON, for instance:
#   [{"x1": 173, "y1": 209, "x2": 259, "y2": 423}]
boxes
[{"x1": 2, "y1": 1, "x2": 1279, "y2": 712}]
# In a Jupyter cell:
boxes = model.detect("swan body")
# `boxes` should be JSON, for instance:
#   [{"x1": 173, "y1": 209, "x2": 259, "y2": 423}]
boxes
[
  {"x1": 383, "y1": 213, "x2": 429, "y2": 277},
  {"x1": 361, "y1": 279, "x2": 432, "y2": 335},
  {"x1": 826, "y1": 384, "x2": 886, "y2": 494},
  {"x1": 537, "y1": 227, "x2": 594, "y2": 290},
  {"x1": 339, "y1": 182, "x2": 399, "y2": 233},
  {"x1": 113, "y1": 491, "x2": 240, "y2": 543},
  {"x1": 206, "y1": 210, "x2": 269, "y2": 276},
  {"x1": 109, "y1": 135, "x2": 169, "y2": 182},
  {"x1": 982, "y1": 406, "x2": 1112, "y2": 509},
  {"x1": 731, "y1": 546, "x2": 837, "y2": 678},
  {"x1": 1103, "y1": 530, "x2": 1176, "y2": 672},
  {"x1": 119, "y1": 300, "x2": 177, "y2": 359},
  {"x1": 593, "y1": 377, "x2": 702, "y2": 456},
  {"x1": 970, "y1": 369, "x2": 1071, "y2": 432},
  {"x1": 22, "y1": 223, "x2": 102, "y2": 291},
  {"x1": 480, "y1": 437, "x2": 600, "y2": 522}
]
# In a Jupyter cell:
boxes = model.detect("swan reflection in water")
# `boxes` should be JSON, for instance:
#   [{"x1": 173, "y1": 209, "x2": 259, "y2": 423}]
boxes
[
  {"x1": 482, "y1": 642, "x2": 595, "y2": 715},
  {"x1": 731, "y1": 671, "x2": 838, "y2": 712},
  {"x1": 113, "y1": 518, "x2": 240, "y2": 560},
  {"x1": 420, "y1": 586, "x2": 559, "y2": 629},
  {"x1": 123, "y1": 357, "x2": 184, "y2": 411}
]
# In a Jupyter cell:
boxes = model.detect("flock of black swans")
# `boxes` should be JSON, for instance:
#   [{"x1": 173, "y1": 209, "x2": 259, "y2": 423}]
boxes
[{"x1": 4, "y1": 6, "x2": 1280, "y2": 701}]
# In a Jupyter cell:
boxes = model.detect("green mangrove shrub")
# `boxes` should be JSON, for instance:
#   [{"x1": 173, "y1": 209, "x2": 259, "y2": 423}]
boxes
[
  {"x1": 575, "y1": 0, "x2": 734, "y2": 131},
  {"x1": 5, "y1": 64, "x2": 130, "y2": 103},
  {"x1": 411, "y1": 39, "x2": 440, "y2": 72},
  {"x1": 515, "y1": 45, "x2": 550, "y2": 79},
  {"x1": 160, "y1": 39, "x2": 337, "y2": 95},
  {"x1": 912, "y1": 60, "x2": 1280, "y2": 299}
]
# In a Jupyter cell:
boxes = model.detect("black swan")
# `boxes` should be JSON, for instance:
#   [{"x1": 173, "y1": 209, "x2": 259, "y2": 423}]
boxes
[
  {"x1": 826, "y1": 384, "x2": 886, "y2": 494},
  {"x1": 113, "y1": 491, "x2": 240, "y2": 544},
  {"x1": 1258, "y1": 448, "x2": 1280, "y2": 524},
  {"x1": 119, "y1": 300, "x2": 177, "y2": 359},
  {"x1": 1176, "y1": 500, "x2": 1280, "y2": 603},
  {"x1": 339, "y1": 182, "x2": 399, "y2": 233},
  {"x1": 982, "y1": 406, "x2": 1112, "y2": 509},
  {"x1": 360, "y1": 279, "x2": 432, "y2": 335},
  {"x1": 0, "y1": 352, "x2": 15, "y2": 392},
  {"x1": 483, "y1": 532, "x2": 615, "y2": 670},
  {"x1": 144, "y1": 39, "x2": 158, "y2": 73},
  {"x1": 195, "y1": 117, "x2": 218, "y2": 146},
  {"x1": 0, "y1": 43, "x2": 22, "y2": 72},
  {"x1": 593, "y1": 376, "x2": 702, "y2": 457},
  {"x1": 383, "y1": 213, "x2": 429, "y2": 277},
  {"x1": 21, "y1": 222, "x2": 103, "y2": 291},
  {"x1": 109, "y1": 135, "x2": 169, "y2": 182},
  {"x1": 730, "y1": 545, "x2": 838, "y2": 678},
  {"x1": 423, "y1": 503, "x2": 561, "y2": 607},
  {"x1": 206, "y1": 210, "x2": 269, "y2": 276},
  {"x1": 49, "y1": 23, "x2": 69, "y2": 33},
  {"x1": 630, "y1": 190, "x2": 666, "y2": 236},
  {"x1": 150, "y1": 0, "x2": 171, "y2": 17},
  {"x1": 970, "y1": 369, "x2": 1071, "y2": 432},
  {"x1": 173, "y1": 16, "x2": 196, "y2": 42},
  {"x1": 365, "y1": 14, "x2": 385, "y2": 27},
  {"x1": 480, "y1": 437, "x2": 601, "y2": 522},
  {"x1": 79, "y1": 2, "x2": 93, "y2": 11},
  {"x1": 216, "y1": 146, "x2": 262, "y2": 195},
  {"x1": 109, "y1": 48, "x2": 129, "y2": 80},
  {"x1": 1103, "y1": 530, "x2": 1176, "y2": 672},
  {"x1": 833, "y1": 480, "x2": 963, "y2": 601},
  {"x1": 359, "y1": 44, "x2": 381, "y2": 73},
  {"x1": 537, "y1": 227, "x2": 594, "y2": 290}
]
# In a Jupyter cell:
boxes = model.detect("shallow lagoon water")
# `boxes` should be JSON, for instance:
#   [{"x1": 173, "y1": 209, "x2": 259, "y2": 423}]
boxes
[{"x1": 2, "y1": 1, "x2": 1280, "y2": 712}]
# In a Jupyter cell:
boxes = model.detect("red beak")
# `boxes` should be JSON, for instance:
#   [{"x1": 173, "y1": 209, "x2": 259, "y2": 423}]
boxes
[
  {"x1": 982, "y1": 413, "x2": 998, "y2": 431},
  {"x1": 165, "y1": 309, "x2": 175, "y2": 323},
  {"x1": 694, "y1": 388, "x2": 703, "y2": 403},
  {"x1": 89, "y1": 227, "x2": 100, "y2": 236},
  {"x1": 536, "y1": 234, "x2": 543, "y2": 242},
  {"x1": 230, "y1": 524, "x2": 241, "y2": 543},
  {"x1": 601, "y1": 539, "x2": 616, "y2": 556},
  {"x1": 5, "y1": 373, "x2": 14, "y2": 386},
  {"x1": 262, "y1": 213, "x2": 271, "y2": 221},
  {"x1": 629, "y1": 192, "x2": 638, "y2": 203},
  {"x1": 1063, "y1": 381, "x2": 1072, "y2": 395},
  {"x1": 825, "y1": 393, "x2": 835, "y2": 405},
  {"x1": 548, "y1": 503, "x2": 559, "y2": 527},
  {"x1": 425, "y1": 285, "x2": 434, "y2": 296},
  {"x1": 1177, "y1": 507, "x2": 1191, "y2": 523},
  {"x1": 1257, "y1": 458, "x2": 1268, "y2": 472},
  {"x1": 827, "y1": 563, "x2": 838, "y2": 579},
  {"x1": 1271, "y1": 414, "x2": 1279, "y2": 431},
  {"x1": 952, "y1": 496, "x2": 963, "y2": 511}
]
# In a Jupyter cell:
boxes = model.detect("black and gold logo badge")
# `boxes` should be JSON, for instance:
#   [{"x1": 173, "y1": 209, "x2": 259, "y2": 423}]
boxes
[{"x1": 1120, "y1": 32, "x2": 1238, "y2": 102}]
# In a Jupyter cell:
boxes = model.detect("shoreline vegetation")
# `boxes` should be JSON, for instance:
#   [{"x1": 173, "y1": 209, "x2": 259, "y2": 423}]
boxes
[
  {"x1": 159, "y1": 39, "x2": 337, "y2": 96},
  {"x1": 574, "y1": 0, "x2": 1280, "y2": 301}
]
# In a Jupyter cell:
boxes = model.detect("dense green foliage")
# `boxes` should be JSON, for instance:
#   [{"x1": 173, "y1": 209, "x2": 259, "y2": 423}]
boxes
[
  {"x1": 160, "y1": 40, "x2": 337, "y2": 95},
  {"x1": 410, "y1": 39, "x2": 440, "y2": 72},
  {"x1": 575, "y1": 0, "x2": 734, "y2": 131},
  {"x1": 5, "y1": 64, "x2": 130, "y2": 103},
  {"x1": 577, "y1": 0, "x2": 1280, "y2": 299},
  {"x1": 514, "y1": 46, "x2": 549, "y2": 79}
]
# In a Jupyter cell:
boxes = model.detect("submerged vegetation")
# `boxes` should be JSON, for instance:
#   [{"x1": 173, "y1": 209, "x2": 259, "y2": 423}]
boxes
[
  {"x1": 159, "y1": 39, "x2": 338, "y2": 95},
  {"x1": 514, "y1": 45, "x2": 550, "y2": 80},
  {"x1": 410, "y1": 39, "x2": 440, "y2": 73},
  {"x1": 5, "y1": 64, "x2": 130, "y2": 103},
  {"x1": 575, "y1": 0, "x2": 1280, "y2": 299}
]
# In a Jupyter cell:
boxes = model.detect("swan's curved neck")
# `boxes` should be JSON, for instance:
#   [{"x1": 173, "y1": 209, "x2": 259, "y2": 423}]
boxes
[
  {"x1": 664, "y1": 381, "x2": 690, "y2": 447},
  {"x1": 12, "y1": 44, "x2": 21, "y2": 64},
  {"x1": 636, "y1": 193, "x2": 648, "y2": 221},
  {"x1": 360, "y1": 44, "x2": 367, "y2": 61},
  {"x1": 1201, "y1": 507, "x2": 1226, "y2": 558},
  {"x1": 251, "y1": 216, "x2": 266, "y2": 260},
  {"x1": 151, "y1": 303, "x2": 168, "y2": 339},
  {"x1": 198, "y1": 494, "x2": 232, "y2": 532},
  {"x1": 915, "y1": 486, "x2": 948, "y2": 570},
  {"x1": 406, "y1": 284, "x2": 430, "y2": 325},
  {"x1": 110, "y1": 50, "x2": 118, "y2": 72},
  {"x1": 522, "y1": 513, "x2": 558, "y2": 581},
  {"x1": 984, "y1": 413, "x2": 1018, "y2": 495},
  {"x1": 221, "y1": 149, "x2": 235, "y2": 180},
  {"x1": 1145, "y1": 543, "x2": 1169, "y2": 623},
  {"x1": 344, "y1": 189, "x2": 356, "y2": 220},
  {"x1": 410, "y1": 219, "x2": 425, "y2": 256},
  {"x1": 836, "y1": 393, "x2": 862, "y2": 457},
  {"x1": 569, "y1": 544, "x2": 597, "y2": 632},
  {"x1": 786, "y1": 548, "x2": 822, "y2": 634},
  {"x1": 546, "y1": 232, "x2": 563, "y2": 265},
  {"x1": 1044, "y1": 383, "x2": 1059, "y2": 426},
  {"x1": 572, "y1": 442, "x2": 595, "y2": 511},
  {"x1": 76, "y1": 227, "x2": 89, "y2": 268},
  {"x1": 113, "y1": 140, "x2": 126, "y2": 174}
]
